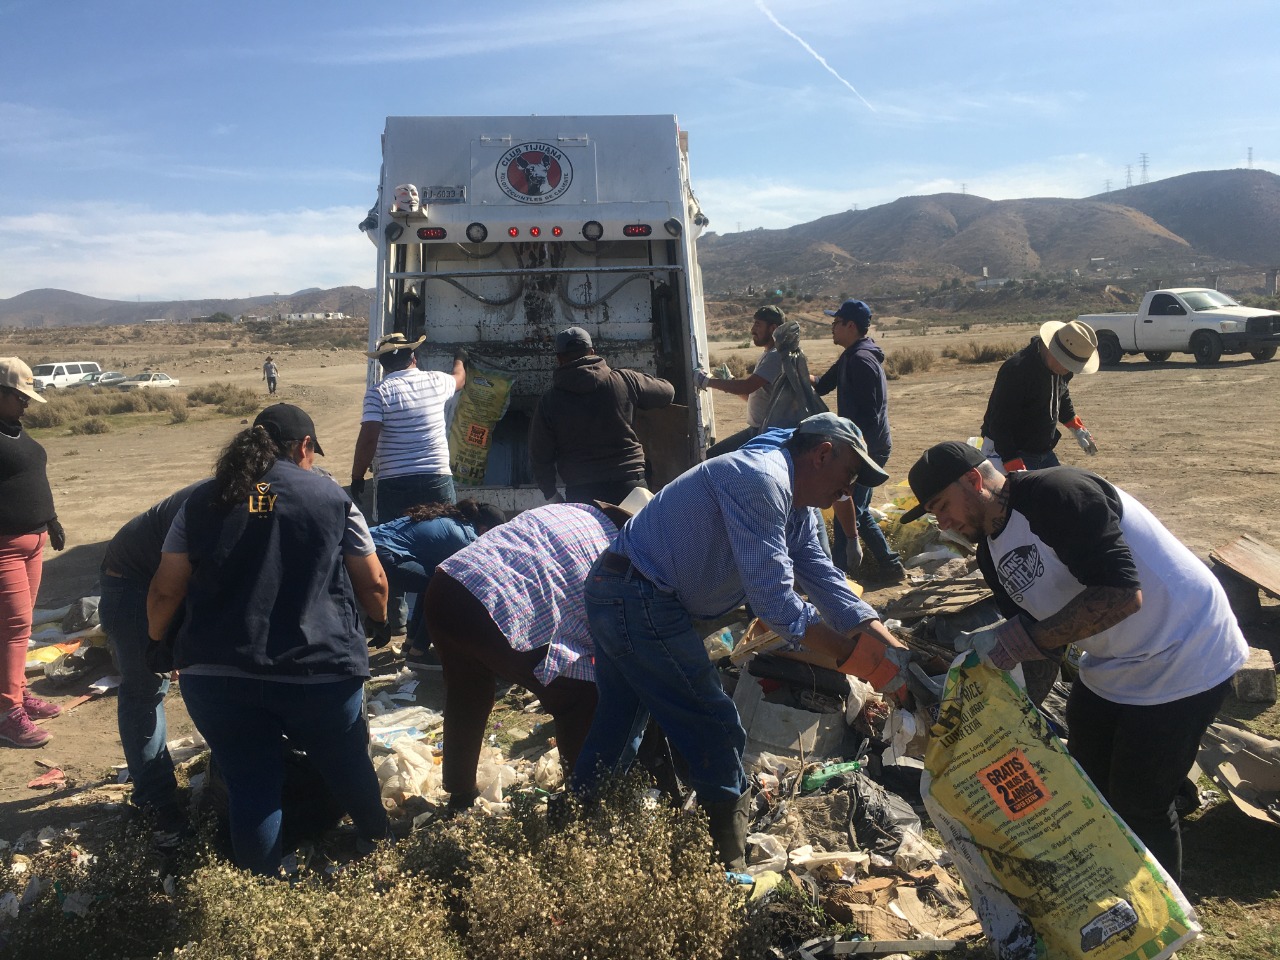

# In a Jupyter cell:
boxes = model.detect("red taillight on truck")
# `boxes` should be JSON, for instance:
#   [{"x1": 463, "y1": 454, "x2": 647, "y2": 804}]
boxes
[
  {"x1": 508, "y1": 227, "x2": 520, "y2": 237},
  {"x1": 622, "y1": 224, "x2": 652, "y2": 237},
  {"x1": 529, "y1": 226, "x2": 541, "y2": 238},
  {"x1": 416, "y1": 227, "x2": 447, "y2": 240},
  {"x1": 552, "y1": 226, "x2": 563, "y2": 237}
]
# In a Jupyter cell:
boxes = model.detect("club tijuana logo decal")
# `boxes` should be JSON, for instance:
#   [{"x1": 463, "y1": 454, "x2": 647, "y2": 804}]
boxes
[{"x1": 496, "y1": 142, "x2": 572, "y2": 203}]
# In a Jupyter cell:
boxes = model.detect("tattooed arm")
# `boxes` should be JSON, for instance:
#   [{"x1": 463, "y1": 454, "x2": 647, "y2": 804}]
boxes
[{"x1": 1028, "y1": 585, "x2": 1143, "y2": 650}]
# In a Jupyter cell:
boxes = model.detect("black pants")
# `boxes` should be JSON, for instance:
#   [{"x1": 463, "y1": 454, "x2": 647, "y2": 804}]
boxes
[
  {"x1": 1065, "y1": 677, "x2": 1229, "y2": 881},
  {"x1": 564, "y1": 478, "x2": 646, "y2": 507}
]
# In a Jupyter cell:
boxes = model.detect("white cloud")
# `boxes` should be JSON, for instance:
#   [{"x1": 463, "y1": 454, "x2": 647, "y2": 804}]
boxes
[{"x1": 0, "y1": 204, "x2": 373, "y2": 301}]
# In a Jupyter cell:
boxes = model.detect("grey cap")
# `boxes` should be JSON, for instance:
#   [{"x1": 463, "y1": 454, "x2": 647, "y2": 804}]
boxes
[
  {"x1": 794, "y1": 412, "x2": 889, "y2": 487},
  {"x1": 554, "y1": 326, "x2": 593, "y2": 354}
]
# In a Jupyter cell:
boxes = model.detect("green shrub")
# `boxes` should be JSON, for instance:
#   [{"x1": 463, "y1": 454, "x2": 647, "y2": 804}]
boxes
[
  {"x1": 187, "y1": 382, "x2": 260, "y2": 417},
  {"x1": 69, "y1": 417, "x2": 110, "y2": 435},
  {"x1": 884, "y1": 347, "x2": 935, "y2": 379},
  {"x1": 710, "y1": 354, "x2": 753, "y2": 379},
  {"x1": 172, "y1": 850, "x2": 463, "y2": 960},
  {"x1": 941, "y1": 340, "x2": 1022, "y2": 364}
]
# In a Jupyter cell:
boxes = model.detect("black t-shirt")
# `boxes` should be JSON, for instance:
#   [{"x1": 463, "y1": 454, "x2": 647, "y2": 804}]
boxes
[
  {"x1": 0, "y1": 425, "x2": 56, "y2": 536},
  {"x1": 977, "y1": 467, "x2": 1140, "y2": 621},
  {"x1": 103, "y1": 482, "x2": 203, "y2": 582}
]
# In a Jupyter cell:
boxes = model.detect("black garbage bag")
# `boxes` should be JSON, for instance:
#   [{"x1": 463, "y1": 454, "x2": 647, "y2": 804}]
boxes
[{"x1": 821, "y1": 769, "x2": 923, "y2": 858}]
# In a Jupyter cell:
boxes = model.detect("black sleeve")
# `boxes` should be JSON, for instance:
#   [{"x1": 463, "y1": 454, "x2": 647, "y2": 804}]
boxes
[
  {"x1": 977, "y1": 540, "x2": 1027, "y2": 620},
  {"x1": 814, "y1": 355, "x2": 841, "y2": 397},
  {"x1": 982, "y1": 358, "x2": 1025, "y2": 463},
  {"x1": 1008, "y1": 469, "x2": 1140, "y2": 589}
]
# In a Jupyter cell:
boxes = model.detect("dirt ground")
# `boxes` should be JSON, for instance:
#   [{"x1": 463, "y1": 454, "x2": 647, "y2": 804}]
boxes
[{"x1": 4, "y1": 318, "x2": 1279, "y2": 850}]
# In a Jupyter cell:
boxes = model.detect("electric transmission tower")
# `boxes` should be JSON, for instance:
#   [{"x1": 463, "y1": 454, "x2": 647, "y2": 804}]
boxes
[
  {"x1": 1248, "y1": 147, "x2": 1254, "y2": 168},
  {"x1": 1104, "y1": 179, "x2": 1112, "y2": 194},
  {"x1": 1139, "y1": 153, "x2": 1149, "y2": 184},
  {"x1": 1125, "y1": 164, "x2": 1133, "y2": 188}
]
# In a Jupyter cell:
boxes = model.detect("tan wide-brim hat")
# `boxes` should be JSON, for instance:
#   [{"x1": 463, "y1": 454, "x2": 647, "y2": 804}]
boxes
[
  {"x1": 0, "y1": 357, "x2": 47, "y2": 403},
  {"x1": 367, "y1": 332, "x2": 426, "y2": 357},
  {"x1": 1039, "y1": 320, "x2": 1100, "y2": 375}
]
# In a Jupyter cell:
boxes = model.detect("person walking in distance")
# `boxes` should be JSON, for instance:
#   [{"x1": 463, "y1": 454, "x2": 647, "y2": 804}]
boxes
[{"x1": 262, "y1": 357, "x2": 279, "y2": 395}]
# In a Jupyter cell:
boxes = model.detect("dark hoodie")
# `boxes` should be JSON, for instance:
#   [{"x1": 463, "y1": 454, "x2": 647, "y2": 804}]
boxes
[
  {"x1": 529, "y1": 355, "x2": 675, "y2": 498},
  {"x1": 814, "y1": 336, "x2": 891, "y2": 459}
]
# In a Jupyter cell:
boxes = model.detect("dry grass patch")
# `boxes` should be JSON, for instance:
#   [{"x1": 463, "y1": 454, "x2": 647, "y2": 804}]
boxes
[
  {"x1": 941, "y1": 340, "x2": 1023, "y2": 364},
  {"x1": 884, "y1": 347, "x2": 936, "y2": 379}
]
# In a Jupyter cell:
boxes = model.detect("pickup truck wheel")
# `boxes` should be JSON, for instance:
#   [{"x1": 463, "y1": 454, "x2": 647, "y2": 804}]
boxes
[
  {"x1": 1191, "y1": 331, "x2": 1223, "y2": 366},
  {"x1": 1096, "y1": 336, "x2": 1123, "y2": 367},
  {"x1": 1251, "y1": 346, "x2": 1278, "y2": 362},
  {"x1": 1143, "y1": 351, "x2": 1172, "y2": 363}
]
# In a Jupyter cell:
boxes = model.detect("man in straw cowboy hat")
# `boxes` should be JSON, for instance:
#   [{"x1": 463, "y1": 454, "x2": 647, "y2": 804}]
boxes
[
  {"x1": 351, "y1": 333, "x2": 465, "y2": 645},
  {"x1": 980, "y1": 319, "x2": 1101, "y2": 473},
  {"x1": 898, "y1": 439, "x2": 1247, "y2": 880}
]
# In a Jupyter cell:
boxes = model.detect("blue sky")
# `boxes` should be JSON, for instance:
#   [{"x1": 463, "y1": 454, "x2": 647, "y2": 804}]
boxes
[{"x1": 2, "y1": 0, "x2": 1276, "y2": 301}]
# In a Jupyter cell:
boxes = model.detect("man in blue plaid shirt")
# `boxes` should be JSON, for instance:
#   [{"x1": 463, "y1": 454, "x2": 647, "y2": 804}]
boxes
[{"x1": 573, "y1": 413, "x2": 910, "y2": 869}]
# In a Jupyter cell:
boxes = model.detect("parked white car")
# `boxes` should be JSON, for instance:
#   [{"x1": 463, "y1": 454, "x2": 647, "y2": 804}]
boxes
[{"x1": 118, "y1": 372, "x2": 180, "y2": 390}]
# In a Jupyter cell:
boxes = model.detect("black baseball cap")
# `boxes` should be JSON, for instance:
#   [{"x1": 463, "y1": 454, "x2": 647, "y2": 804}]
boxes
[
  {"x1": 254, "y1": 403, "x2": 325, "y2": 456},
  {"x1": 754, "y1": 305, "x2": 785, "y2": 325},
  {"x1": 900, "y1": 441, "x2": 987, "y2": 523}
]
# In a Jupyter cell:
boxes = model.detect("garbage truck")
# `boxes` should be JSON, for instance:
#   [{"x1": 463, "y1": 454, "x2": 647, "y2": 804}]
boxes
[{"x1": 361, "y1": 114, "x2": 715, "y2": 512}]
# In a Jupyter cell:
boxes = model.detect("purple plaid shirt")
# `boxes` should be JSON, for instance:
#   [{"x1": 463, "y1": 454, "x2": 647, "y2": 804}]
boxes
[{"x1": 437, "y1": 502, "x2": 617, "y2": 685}]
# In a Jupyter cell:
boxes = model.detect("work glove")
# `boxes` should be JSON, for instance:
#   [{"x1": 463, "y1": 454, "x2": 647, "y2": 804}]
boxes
[
  {"x1": 955, "y1": 617, "x2": 1046, "y2": 671},
  {"x1": 1003, "y1": 457, "x2": 1027, "y2": 473},
  {"x1": 367, "y1": 619, "x2": 393, "y2": 649},
  {"x1": 1066, "y1": 416, "x2": 1097, "y2": 455},
  {"x1": 453, "y1": 345, "x2": 469, "y2": 365},
  {"x1": 349, "y1": 476, "x2": 366, "y2": 500},
  {"x1": 47, "y1": 518, "x2": 66, "y2": 551},
  {"x1": 694, "y1": 367, "x2": 712, "y2": 390},
  {"x1": 880, "y1": 645, "x2": 912, "y2": 696}
]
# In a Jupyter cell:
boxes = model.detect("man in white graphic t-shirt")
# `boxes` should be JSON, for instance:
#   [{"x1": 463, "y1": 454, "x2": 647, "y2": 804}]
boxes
[
  {"x1": 351, "y1": 332, "x2": 466, "y2": 638},
  {"x1": 900, "y1": 441, "x2": 1247, "y2": 880}
]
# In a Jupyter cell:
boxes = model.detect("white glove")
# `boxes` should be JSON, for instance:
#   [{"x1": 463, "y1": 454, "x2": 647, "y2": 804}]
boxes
[
  {"x1": 1073, "y1": 427, "x2": 1097, "y2": 455},
  {"x1": 694, "y1": 367, "x2": 712, "y2": 390}
]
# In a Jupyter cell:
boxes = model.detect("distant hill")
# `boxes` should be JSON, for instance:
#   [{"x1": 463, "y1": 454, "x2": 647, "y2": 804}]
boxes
[
  {"x1": 0, "y1": 287, "x2": 373, "y2": 329},
  {"x1": 6, "y1": 169, "x2": 1279, "y2": 325},
  {"x1": 699, "y1": 168, "x2": 1280, "y2": 296}
]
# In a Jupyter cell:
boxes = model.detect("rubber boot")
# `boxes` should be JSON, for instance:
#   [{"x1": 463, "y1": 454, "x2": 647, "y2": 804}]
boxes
[{"x1": 701, "y1": 791, "x2": 752, "y2": 871}]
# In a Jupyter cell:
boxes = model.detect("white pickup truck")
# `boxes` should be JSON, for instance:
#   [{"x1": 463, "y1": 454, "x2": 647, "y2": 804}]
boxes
[{"x1": 1080, "y1": 288, "x2": 1280, "y2": 366}]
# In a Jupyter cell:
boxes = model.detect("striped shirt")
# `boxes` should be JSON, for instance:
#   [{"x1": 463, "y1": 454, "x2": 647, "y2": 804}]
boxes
[
  {"x1": 616, "y1": 443, "x2": 878, "y2": 639},
  {"x1": 438, "y1": 503, "x2": 617, "y2": 685},
  {"x1": 361, "y1": 368, "x2": 456, "y2": 479}
]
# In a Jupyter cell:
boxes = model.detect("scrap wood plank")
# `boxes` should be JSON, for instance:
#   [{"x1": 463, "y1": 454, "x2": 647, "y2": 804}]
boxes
[
  {"x1": 881, "y1": 579, "x2": 993, "y2": 621},
  {"x1": 1210, "y1": 534, "x2": 1280, "y2": 599},
  {"x1": 798, "y1": 936, "x2": 958, "y2": 957}
]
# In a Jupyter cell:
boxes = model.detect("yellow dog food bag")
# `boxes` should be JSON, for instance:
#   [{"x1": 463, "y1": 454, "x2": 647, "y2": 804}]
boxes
[{"x1": 921, "y1": 655, "x2": 1199, "y2": 960}]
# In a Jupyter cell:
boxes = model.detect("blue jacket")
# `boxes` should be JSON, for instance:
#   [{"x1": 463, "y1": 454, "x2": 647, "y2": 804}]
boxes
[
  {"x1": 814, "y1": 337, "x2": 891, "y2": 460},
  {"x1": 175, "y1": 461, "x2": 368, "y2": 678}
]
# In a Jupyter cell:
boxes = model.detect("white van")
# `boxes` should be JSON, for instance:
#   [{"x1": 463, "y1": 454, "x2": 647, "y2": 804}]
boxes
[{"x1": 31, "y1": 361, "x2": 103, "y2": 391}]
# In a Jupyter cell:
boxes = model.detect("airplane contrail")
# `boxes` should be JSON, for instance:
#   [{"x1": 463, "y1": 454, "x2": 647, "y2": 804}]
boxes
[{"x1": 755, "y1": 1, "x2": 876, "y2": 112}]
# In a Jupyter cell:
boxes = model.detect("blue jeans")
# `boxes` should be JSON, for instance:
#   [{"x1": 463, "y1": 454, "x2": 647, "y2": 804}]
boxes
[
  {"x1": 378, "y1": 554, "x2": 431, "y2": 651},
  {"x1": 852, "y1": 479, "x2": 900, "y2": 570},
  {"x1": 181, "y1": 673, "x2": 388, "y2": 876},
  {"x1": 98, "y1": 573, "x2": 178, "y2": 813},
  {"x1": 375, "y1": 472, "x2": 455, "y2": 633},
  {"x1": 572, "y1": 559, "x2": 748, "y2": 805}
]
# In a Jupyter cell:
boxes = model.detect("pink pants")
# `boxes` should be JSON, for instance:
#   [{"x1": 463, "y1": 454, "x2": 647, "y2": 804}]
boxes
[{"x1": 0, "y1": 532, "x2": 45, "y2": 711}]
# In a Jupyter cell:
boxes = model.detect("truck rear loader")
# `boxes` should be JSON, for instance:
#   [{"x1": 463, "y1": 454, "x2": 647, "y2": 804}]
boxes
[{"x1": 362, "y1": 114, "x2": 714, "y2": 512}]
